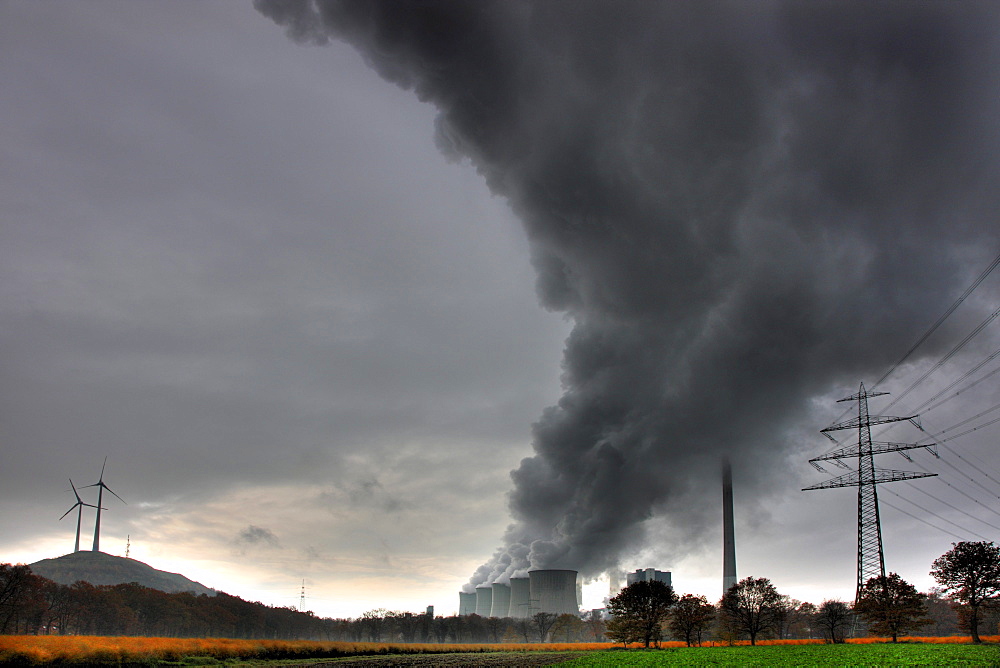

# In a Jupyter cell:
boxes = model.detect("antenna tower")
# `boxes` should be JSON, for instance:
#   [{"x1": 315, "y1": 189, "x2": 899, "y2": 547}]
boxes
[
  {"x1": 803, "y1": 382, "x2": 936, "y2": 602},
  {"x1": 299, "y1": 579, "x2": 306, "y2": 612}
]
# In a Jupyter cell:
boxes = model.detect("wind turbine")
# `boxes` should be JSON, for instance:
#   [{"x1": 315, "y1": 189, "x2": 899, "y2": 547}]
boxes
[
  {"x1": 58, "y1": 479, "x2": 101, "y2": 553},
  {"x1": 83, "y1": 457, "x2": 125, "y2": 552}
]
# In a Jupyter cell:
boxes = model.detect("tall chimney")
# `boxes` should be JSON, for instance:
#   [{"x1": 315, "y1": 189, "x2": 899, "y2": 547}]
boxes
[{"x1": 722, "y1": 457, "x2": 737, "y2": 595}]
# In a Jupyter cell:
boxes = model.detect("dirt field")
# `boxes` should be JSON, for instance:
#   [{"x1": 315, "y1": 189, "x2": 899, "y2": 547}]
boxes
[{"x1": 283, "y1": 652, "x2": 586, "y2": 666}]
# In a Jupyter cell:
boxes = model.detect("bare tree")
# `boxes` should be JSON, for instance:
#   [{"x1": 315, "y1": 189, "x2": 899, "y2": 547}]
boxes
[
  {"x1": 814, "y1": 600, "x2": 852, "y2": 644},
  {"x1": 484, "y1": 614, "x2": 504, "y2": 643},
  {"x1": 668, "y1": 593, "x2": 715, "y2": 647},
  {"x1": 532, "y1": 611, "x2": 558, "y2": 642},
  {"x1": 719, "y1": 577, "x2": 782, "y2": 646}
]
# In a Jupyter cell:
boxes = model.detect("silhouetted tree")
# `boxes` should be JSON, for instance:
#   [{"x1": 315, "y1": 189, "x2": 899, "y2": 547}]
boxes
[
  {"x1": 854, "y1": 573, "x2": 930, "y2": 642},
  {"x1": 931, "y1": 541, "x2": 1000, "y2": 643},
  {"x1": 814, "y1": 600, "x2": 852, "y2": 643},
  {"x1": 606, "y1": 580, "x2": 677, "y2": 648},
  {"x1": 484, "y1": 614, "x2": 504, "y2": 643},
  {"x1": 668, "y1": 594, "x2": 715, "y2": 646},
  {"x1": 532, "y1": 611, "x2": 558, "y2": 642},
  {"x1": 719, "y1": 577, "x2": 782, "y2": 646},
  {"x1": 431, "y1": 615, "x2": 449, "y2": 643},
  {"x1": 513, "y1": 616, "x2": 533, "y2": 642}
]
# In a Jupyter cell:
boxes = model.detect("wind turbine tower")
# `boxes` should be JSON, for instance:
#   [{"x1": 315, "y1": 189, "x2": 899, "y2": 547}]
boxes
[
  {"x1": 84, "y1": 457, "x2": 125, "y2": 552},
  {"x1": 59, "y1": 479, "x2": 100, "y2": 553}
]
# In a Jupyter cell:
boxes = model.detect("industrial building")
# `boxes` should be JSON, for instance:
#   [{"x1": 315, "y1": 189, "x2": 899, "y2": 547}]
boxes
[
  {"x1": 625, "y1": 568, "x2": 671, "y2": 587},
  {"x1": 459, "y1": 569, "x2": 579, "y2": 618},
  {"x1": 458, "y1": 591, "x2": 477, "y2": 616}
]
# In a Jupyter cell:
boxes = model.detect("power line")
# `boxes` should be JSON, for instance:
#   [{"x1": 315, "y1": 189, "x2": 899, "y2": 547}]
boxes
[
  {"x1": 825, "y1": 250, "x2": 1000, "y2": 432},
  {"x1": 873, "y1": 249, "x2": 1000, "y2": 391},
  {"x1": 881, "y1": 303, "x2": 1000, "y2": 414},
  {"x1": 912, "y1": 349, "x2": 1000, "y2": 414},
  {"x1": 879, "y1": 492, "x2": 986, "y2": 541},
  {"x1": 901, "y1": 481, "x2": 1000, "y2": 534}
]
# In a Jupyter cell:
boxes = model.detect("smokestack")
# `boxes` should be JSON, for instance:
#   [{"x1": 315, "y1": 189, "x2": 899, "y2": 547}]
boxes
[
  {"x1": 508, "y1": 576, "x2": 530, "y2": 619},
  {"x1": 722, "y1": 458, "x2": 737, "y2": 595},
  {"x1": 529, "y1": 569, "x2": 578, "y2": 616},
  {"x1": 458, "y1": 591, "x2": 477, "y2": 616}
]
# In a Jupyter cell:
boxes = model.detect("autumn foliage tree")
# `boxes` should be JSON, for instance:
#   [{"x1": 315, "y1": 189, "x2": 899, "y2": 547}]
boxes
[
  {"x1": 931, "y1": 541, "x2": 1000, "y2": 643},
  {"x1": 606, "y1": 580, "x2": 677, "y2": 648},
  {"x1": 854, "y1": 573, "x2": 930, "y2": 642}
]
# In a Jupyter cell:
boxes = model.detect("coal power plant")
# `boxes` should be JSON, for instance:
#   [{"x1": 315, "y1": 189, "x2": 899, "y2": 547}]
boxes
[
  {"x1": 457, "y1": 464, "x2": 738, "y2": 618},
  {"x1": 460, "y1": 570, "x2": 578, "y2": 618}
]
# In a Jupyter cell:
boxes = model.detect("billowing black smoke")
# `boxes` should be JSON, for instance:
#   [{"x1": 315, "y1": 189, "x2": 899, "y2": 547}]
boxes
[{"x1": 256, "y1": 0, "x2": 1000, "y2": 587}]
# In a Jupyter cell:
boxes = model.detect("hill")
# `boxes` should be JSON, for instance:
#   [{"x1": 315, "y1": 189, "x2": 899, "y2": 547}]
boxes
[{"x1": 28, "y1": 551, "x2": 215, "y2": 596}]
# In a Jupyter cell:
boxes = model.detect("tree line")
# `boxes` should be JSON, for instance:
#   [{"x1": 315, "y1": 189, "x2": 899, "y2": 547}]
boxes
[
  {"x1": 605, "y1": 540, "x2": 1000, "y2": 647},
  {"x1": 0, "y1": 564, "x2": 596, "y2": 642},
  {"x1": 2, "y1": 540, "x2": 997, "y2": 643}
]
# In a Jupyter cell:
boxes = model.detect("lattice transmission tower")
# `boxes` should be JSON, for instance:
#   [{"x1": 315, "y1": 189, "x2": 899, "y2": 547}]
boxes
[{"x1": 803, "y1": 382, "x2": 937, "y2": 602}]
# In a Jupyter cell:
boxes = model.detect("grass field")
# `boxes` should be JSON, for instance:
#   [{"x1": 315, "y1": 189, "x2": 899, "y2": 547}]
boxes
[
  {"x1": 559, "y1": 644, "x2": 1000, "y2": 666},
  {"x1": 4, "y1": 636, "x2": 1000, "y2": 666}
]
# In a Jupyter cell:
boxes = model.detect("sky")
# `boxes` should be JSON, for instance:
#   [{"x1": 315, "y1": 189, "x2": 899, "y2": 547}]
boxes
[{"x1": 3, "y1": 0, "x2": 1000, "y2": 619}]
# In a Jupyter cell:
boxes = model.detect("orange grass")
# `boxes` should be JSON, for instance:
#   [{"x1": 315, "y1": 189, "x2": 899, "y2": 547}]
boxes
[
  {"x1": 2, "y1": 634, "x2": 996, "y2": 664},
  {"x1": 0, "y1": 637, "x2": 617, "y2": 664}
]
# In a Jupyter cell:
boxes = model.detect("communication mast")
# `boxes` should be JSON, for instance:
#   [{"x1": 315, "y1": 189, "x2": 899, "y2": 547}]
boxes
[{"x1": 803, "y1": 382, "x2": 936, "y2": 602}]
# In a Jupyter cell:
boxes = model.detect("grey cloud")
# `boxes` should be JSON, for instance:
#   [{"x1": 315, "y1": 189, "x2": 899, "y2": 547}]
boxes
[
  {"x1": 235, "y1": 525, "x2": 281, "y2": 552},
  {"x1": 257, "y1": 0, "x2": 1000, "y2": 587}
]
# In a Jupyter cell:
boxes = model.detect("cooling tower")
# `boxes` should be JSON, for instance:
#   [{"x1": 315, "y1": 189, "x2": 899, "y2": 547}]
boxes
[
  {"x1": 458, "y1": 591, "x2": 477, "y2": 616},
  {"x1": 529, "y1": 569, "x2": 579, "y2": 616},
  {"x1": 475, "y1": 585, "x2": 493, "y2": 617},
  {"x1": 508, "y1": 577, "x2": 530, "y2": 619},
  {"x1": 490, "y1": 582, "x2": 511, "y2": 618},
  {"x1": 723, "y1": 458, "x2": 737, "y2": 594}
]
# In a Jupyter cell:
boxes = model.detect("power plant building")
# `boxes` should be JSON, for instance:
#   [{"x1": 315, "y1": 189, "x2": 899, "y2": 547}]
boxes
[
  {"x1": 626, "y1": 568, "x2": 671, "y2": 587},
  {"x1": 508, "y1": 577, "x2": 530, "y2": 618},
  {"x1": 475, "y1": 585, "x2": 493, "y2": 617},
  {"x1": 490, "y1": 582, "x2": 511, "y2": 618},
  {"x1": 459, "y1": 571, "x2": 577, "y2": 618},
  {"x1": 458, "y1": 591, "x2": 477, "y2": 616},
  {"x1": 529, "y1": 569, "x2": 579, "y2": 616}
]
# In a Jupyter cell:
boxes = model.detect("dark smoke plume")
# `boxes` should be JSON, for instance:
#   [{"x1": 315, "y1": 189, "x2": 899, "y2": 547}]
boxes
[{"x1": 256, "y1": 0, "x2": 1000, "y2": 587}]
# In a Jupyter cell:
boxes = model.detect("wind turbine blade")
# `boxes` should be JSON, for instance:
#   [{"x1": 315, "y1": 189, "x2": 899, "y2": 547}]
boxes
[
  {"x1": 69, "y1": 478, "x2": 82, "y2": 502},
  {"x1": 104, "y1": 484, "x2": 126, "y2": 504},
  {"x1": 59, "y1": 503, "x2": 80, "y2": 520},
  {"x1": 99, "y1": 456, "x2": 108, "y2": 481}
]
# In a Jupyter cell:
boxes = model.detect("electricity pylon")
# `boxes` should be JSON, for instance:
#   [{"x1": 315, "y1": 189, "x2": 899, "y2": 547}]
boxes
[{"x1": 803, "y1": 382, "x2": 936, "y2": 602}]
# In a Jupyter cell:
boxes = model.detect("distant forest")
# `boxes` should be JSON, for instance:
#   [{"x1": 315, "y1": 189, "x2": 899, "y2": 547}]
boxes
[
  {"x1": 0, "y1": 563, "x2": 590, "y2": 642},
  {"x1": 0, "y1": 563, "x2": 970, "y2": 643}
]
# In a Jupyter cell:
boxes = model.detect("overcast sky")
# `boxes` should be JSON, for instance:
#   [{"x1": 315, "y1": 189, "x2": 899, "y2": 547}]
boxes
[{"x1": 3, "y1": 0, "x2": 1000, "y2": 619}]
